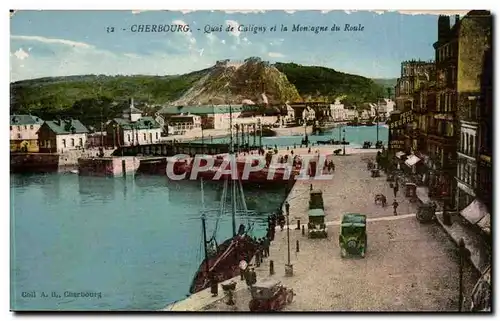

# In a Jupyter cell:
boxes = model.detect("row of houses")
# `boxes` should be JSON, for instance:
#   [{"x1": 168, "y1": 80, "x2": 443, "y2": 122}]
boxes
[
  {"x1": 11, "y1": 96, "x2": 396, "y2": 153},
  {"x1": 10, "y1": 99, "x2": 163, "y2": 153},
  {"x1": 388, "y1": 11, "x2": 492, "y2": 234}
]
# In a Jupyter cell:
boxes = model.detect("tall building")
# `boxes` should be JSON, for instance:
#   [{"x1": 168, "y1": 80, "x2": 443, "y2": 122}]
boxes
[
  {"x1": 393, "y1": 60, "x2": 435, "y2": 154},
  {"x1": 425, "y1": 15, "x2": 460, "y2": 205},
  {"x1": 455, "y1": 11, "x2": 493, "y2": 211}
]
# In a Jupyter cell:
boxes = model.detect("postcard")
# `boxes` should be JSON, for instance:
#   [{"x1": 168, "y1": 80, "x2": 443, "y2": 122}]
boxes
[{"x1": 10, "y1": 9, "x2": 492, "y2": 312}]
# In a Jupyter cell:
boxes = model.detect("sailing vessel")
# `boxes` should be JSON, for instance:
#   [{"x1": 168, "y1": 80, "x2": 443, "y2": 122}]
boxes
[
  {"x1": 189, "y1": 104, "x2": 261, "y2": 294},
  {"x1": 189, "y1": 177, "x2": 260, "y2": 294}
]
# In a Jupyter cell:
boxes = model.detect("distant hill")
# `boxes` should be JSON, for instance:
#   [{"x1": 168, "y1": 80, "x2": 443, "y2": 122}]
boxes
[
  {"x1": 10, "y1": 58, "x2": 386, "y2": 127},
  {"x1": 372, "y1": 78, "x2": 397, "y2": 97}
]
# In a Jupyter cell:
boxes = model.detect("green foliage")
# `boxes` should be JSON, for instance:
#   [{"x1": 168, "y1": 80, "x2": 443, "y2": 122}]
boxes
[
  {"x1": 275, "y1": 62, "x2": 386, "y2": 104},
  {"x1": 10, "y1": 60, "x2": 388, "y2": 127},
  {"x1": 10, "y1": 72, "x2": 206, "y2": 128}
]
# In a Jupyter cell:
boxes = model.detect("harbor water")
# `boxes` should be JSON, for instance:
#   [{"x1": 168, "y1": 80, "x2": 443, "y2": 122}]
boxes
[
  {"x1": 194, "y1": 125, "x2": 389, "y2": 147},
  {"x1": 10, "y1": 174, "x2": 286, "y2": 311},
  {"x1": 10, "y1": 125, "x2": 388, "y2": 311}
]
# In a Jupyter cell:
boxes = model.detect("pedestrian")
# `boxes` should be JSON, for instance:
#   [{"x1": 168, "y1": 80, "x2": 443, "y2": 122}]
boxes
[
  {"x1": 255, "y1": 250, "x2": 261, "y2": 267},
  {"x1": 392, "y1": 200, "x2": 399, "y2": 216},
  {"x1": 209, "y1": 272, "x2": 218, "y2": 297},
  {"x1": 264, "y1": 237, "x2": 270, "y2": 257},
  {"x1": 393, "y1": 183, "x2": 399, "y2": 198},
  {"x1": 250, "y1": 268, "x2": 257, "y2": 287}
]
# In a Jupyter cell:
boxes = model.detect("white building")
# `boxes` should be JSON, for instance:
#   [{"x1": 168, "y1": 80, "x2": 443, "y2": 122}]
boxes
[
  {"x1": 157, "y1": 105, "x2": 249, "y2": 130},
  {"x1": 167, "y1": 113, "x2": 202, "y2": 135},
  {"x1": 377, "y1": 99, "x2": 396, "y2": 119},
  {"x1": 10, "y1": 114, "x2": 44, "y2": 152},
  {"x1": 302, "y1": 106, "x2": 316, "y2": 122},
  {"x1": 38, "y1": 119, "x2": 89, "y2": 153},
  {"x1": 345, "y1": 109, "x2": 358, "y2": 120},
  {"x1": 329, "y1": 99, "x2": 347, "y2": 121},
  {"x1": 106, "y1": 99, "x2": 162, "y2": 147}
]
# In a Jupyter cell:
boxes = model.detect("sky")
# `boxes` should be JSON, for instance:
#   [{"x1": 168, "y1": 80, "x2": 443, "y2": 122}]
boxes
[{"x1": 10, "y1": 10, "x2": 442, "y2": 82}]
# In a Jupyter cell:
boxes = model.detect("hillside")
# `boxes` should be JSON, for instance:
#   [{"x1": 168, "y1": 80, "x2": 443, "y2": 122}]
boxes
[
  {"x1": 10, "y1": 58, "x2": 386, "y2": 127},
  {"x1": 275, "y1": 63, "x2": 385, "y2": 104},
  {"x1": 372, "y1": 78, "x2": 397, "y2": 97},
  {"x1": 173, "y1": 57, "x2": 301, "y2": 105}
]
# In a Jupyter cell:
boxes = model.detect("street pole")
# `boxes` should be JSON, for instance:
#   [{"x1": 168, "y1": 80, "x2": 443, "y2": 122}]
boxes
[
  {"x1": 285, "y1": 201, "x2": 293, "y2": 276},
  {"x1": 201, "y1": 126, "x2": 204, "y2": 145},
  {"x1": 376, "y1": 101, "x2": 379, "y2": 145},
  {"x1": 459, "y1": 238, "x2": 465, "y2": 312},
  {"x1": 342, "y1": 129, "x2": 346, "y2": 156}
]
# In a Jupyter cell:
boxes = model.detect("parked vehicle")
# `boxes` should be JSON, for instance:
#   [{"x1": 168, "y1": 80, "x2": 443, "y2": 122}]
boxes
[
  {"x1": 416, "y1": 202, "x2": 437, "y2": 223},
  {"x1": 249, "y1": 279, "x2": 294, "y2": 311},
  {"x1": 307, "y1": 209, "x2": 328, "y2": 239},
  {"x1": 309, "y1": 190, "x2": 324, "y2": 210},
  {"x1": 339, "y1": 213, "x2": 367, "y2": 258}
]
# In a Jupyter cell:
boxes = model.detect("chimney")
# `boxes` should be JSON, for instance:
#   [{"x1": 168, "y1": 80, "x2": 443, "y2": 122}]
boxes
[{"x1": 438, "y1": 15, "x2": 451, "y2": 41}]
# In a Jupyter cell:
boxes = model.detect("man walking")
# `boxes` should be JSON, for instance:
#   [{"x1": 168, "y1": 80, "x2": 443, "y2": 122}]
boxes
[
  {"x1": 392, "y1": 200, "x2": 399, "y2": 216},
  {"x1": 393, "y1": 181, "x2": 399, "y2": 198}
]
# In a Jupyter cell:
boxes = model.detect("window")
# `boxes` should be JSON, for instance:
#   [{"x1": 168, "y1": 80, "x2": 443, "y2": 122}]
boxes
[
  {"x1": 143, "y1": 133, "x2": 147, "y2": 141},
  {"x1": 79, "y1": 138, "x2": 83, "y2": 146},
  {"x1": 465, "y1": 134, "x2": 469, "y2": 155},
  {"x1": 17, "y1": 133, "x2": 21, "y2": 139},
  {"x1": 71, "y1": 138, "x2": 75, "y2": 147},
  {"x1": 156, "y1": 132, "x2": 159, "y2": 140},
  {"x1": 127, "y1": 134, "x2": 131, "y2": 142},
  {"x1": 24, "y1": 125, "x2": 27, "y2": 130},
  {"x1": 62, "y1": 139, "x2": 66, "y2": 148},
  {"x1": 10, "y1": 126, "x2": 12, "y2": 131},
  {"x1": 17, "y1": 126, "x2": 20, "y2": 131},
  {"x1": 30, "y1": 125, "x2": 34, "y2": 130},
  {"x1": 468, "y1": 135, "x2": 474, "y2": 157}
]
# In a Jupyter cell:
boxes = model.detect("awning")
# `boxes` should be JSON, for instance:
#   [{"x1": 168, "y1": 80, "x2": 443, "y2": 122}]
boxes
[
  {"x1": 460, "y1": 199, "x2": 489, "y2": 225},
  {"x1": 395, "y1": 151, "x2": 406, "y2": 159},
  {"x1": 405, "y1": 155, "x2": 421, "y2": 167},
  {"x1": 477, "y1": 214, "x2": 491, "y2": 235}
]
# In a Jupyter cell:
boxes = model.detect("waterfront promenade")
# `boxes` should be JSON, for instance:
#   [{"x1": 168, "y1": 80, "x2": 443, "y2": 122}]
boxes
[{"x1": 166, "y1": 151, "x2": 479, "y2": 311}]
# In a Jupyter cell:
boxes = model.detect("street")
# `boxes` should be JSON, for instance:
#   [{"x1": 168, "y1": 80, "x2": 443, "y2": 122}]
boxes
[{"x1": 204, "y1": 152, "x2": 479, "y2": 311}]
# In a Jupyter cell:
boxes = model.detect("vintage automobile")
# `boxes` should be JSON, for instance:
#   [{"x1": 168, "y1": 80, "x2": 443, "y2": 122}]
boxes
[
  {"x1": 307, "y1": 208, "x2": 328, "y2": 239},
  {"x1": 416, "y1": 201, "x2": 437, "y2": 223},
  {"x1": 248, "y1": 279, "x2": 294, "y2": 311},
  {"x1": 309, "y1": 189, "x2": 324, "y2": 210},
  {"x1": 339, "y1": 213, "x2": 367, "y2": 258}
]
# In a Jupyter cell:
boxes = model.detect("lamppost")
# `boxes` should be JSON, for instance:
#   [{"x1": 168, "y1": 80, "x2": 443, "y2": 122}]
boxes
[
  {"x1": 342, "y1": 128, "x2": 346, "y2": 156},
  {"x1": 285, "y1": 201, "x2": 293, "y2": 276},
  {"x1": 458, "y1": 238, "x2": 466, "y2": 312}
]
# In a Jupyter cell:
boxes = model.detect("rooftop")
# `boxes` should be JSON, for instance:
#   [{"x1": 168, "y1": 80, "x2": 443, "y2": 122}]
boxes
[
  {"x1": 11, "y1": 114, "x2": 44, "y2": 126},
  {"x1": 111, "y1": 116, "x2": 161, "y2": 130},
  {"x1": 42, "y1": 119, "x2": 89, "y2": 135}
]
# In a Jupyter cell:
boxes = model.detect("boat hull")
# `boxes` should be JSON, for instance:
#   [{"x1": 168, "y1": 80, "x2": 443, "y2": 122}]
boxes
[{"x1": 189, "y1": 235, "x2": 259, "y2": 294}]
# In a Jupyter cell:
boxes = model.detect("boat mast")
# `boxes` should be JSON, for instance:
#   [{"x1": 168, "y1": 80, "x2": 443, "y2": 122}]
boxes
[
  {"x1": 229, "y1": 104, "x2": 237, "y2": 237},
  {"x1": 200, "y1": 178, "x2": 210, "y2": 273}
]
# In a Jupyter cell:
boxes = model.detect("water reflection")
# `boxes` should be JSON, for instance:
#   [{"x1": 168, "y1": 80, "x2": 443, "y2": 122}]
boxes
[{"x1": 78, "y1": 176, "x2": 116, "y2": 203}]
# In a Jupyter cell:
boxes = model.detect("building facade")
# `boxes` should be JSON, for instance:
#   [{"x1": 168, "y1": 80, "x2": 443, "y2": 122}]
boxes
[
  {"x1": 38, "y1": 119, "x2": 89, "y2": 153},
  {"x1": 158, "y1": 105, "x2": 253, "y2": 131},
  {"x1": 10, "y1": 114, "x2": 44, "y2": 152},
  {"x1": 455, "y1": 11, "x2": 493, "y2": 211},
  {"x1": 106, "y1": 100, "x2": 162, "y2": 147},
  {"x1": 168, "y1": 114, "x2": 202, "y2": 135},
  {"x1": 423, "y1": 15, "x2": 460, "y2": 205}
]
